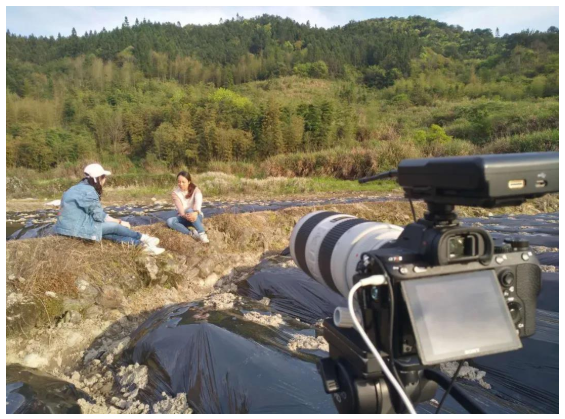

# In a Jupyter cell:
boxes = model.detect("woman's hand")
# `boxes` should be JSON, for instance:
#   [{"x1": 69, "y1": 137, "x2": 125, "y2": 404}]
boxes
[
  {"x1": 121, "y1": 220, "x2": 131, "y2": 228},
  {"x1": 184, "y1": 212, "x2": 198, "y2": 222}
]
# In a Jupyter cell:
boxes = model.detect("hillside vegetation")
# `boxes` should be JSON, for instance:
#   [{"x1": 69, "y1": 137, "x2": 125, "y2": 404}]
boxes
[{"x1": 6, "y1": 15, "x2": 559, "y2": 181}]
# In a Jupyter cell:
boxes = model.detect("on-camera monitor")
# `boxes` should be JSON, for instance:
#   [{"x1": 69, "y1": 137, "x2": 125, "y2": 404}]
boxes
[{"x1": 401, "y1": 270, "x2": 522, "y2": 365}]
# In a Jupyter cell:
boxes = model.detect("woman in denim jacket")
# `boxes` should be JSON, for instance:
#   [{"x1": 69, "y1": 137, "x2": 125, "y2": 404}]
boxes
[{"x1": 55, "y1": 164, "x2": 165, "y2": 255}]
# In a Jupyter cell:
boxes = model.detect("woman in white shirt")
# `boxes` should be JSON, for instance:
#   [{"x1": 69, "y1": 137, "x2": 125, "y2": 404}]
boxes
[{"x1": 166, "y1": 171, "x2": 209, "y2": 243}]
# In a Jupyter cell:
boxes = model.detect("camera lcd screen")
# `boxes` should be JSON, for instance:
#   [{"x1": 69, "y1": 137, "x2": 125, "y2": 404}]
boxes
[{"x1": 401, "y1": 270, "x2": 522, "y2": 365}]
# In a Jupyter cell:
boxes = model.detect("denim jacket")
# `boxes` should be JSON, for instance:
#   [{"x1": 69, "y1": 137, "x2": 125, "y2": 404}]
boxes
[{"x1": 54, "y1": 180, "x2": 107, "y2": 241}]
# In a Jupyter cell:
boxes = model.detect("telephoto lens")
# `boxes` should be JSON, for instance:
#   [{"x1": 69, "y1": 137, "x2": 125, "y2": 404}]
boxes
[{"x1": 290, "y1": 211, "x2": 403, "y2": 297}]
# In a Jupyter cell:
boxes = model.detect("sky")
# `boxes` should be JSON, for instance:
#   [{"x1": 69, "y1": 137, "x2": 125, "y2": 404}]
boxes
[{"x1": 6, "y1": 6, "x2": 559, "y2": 38}]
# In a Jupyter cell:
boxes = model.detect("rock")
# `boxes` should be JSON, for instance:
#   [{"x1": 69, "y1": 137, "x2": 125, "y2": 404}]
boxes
[
  {"x1": 76, "y1": 277, "x2": 100, "y2": 301},
  {"x1": 198, "y1": 258, "x2": 217, "y2": 277},
  {"x1": 22, "y1": 353, "x2": 49, "y2": 369},
  {"x1": 97, "y1": 286, "x2": 125, "y2": 309},
  {"x1": 61, "y1": 310, "x2": 82, "y2": 325},
  {"x1": 184, "y1": 268, "x2": 200, "y2": 282},
  {"x1": 18, "y1": 277, "x2": 26, "y2": 283},
  {"x1": 45, "y1": 291, "x2": 57, "y2": 298},
  {"x1": 7, "y1": 294, "x2": 40, "y2": 335},
  {"x1": 84, "y1": 305, "x2": 104, "y2": 319},
  {"x1": 259, "y1": 297, "x2": 270, "y2": 306},
  {"x1": 440, "y1": 361, "x2": 492, "y2": 390},
  {"x1": 67, "y1": 331, "x2": 84, "y2": 346},
  {"x1": 204, "y1": 292, "x2": 238, "y2": 310},
  {"x1": 8, "y1": 274, "x2": 16, "y2": 281},
  {"x1": 203, "y1": 273, "x2": 220, "y2": 288},
  {"x1": 243, "y1": 311, "x2": 284, "y2": 327},
  {"x1": 153, "y1": 393, "x2": 192, "y2": 414},
  {"x1": 288, "y1": 334, "x2": 329, "y2": 353},
  {"x1": 144, "y1": 257, "x2": 160, "y2": 281},
  {"x1": 45, "y1": 199, "x2": 61, "y2": 207},
  {"x1": 62, "y1": 298, "x2": 93, "y2": 313},
  {"x1": 103, "y1": 309, "x2": 123, "y2": 321}
]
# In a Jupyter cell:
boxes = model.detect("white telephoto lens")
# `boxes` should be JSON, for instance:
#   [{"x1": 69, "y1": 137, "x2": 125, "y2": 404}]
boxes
[{"x1": 290, "y1": 212, "x2": 403, "y2": 297}]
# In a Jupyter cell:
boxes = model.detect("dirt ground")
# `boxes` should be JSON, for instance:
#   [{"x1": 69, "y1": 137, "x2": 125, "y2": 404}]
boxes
[{"x1": 6, "y1": 195, "x2": 558, "y2": 413}]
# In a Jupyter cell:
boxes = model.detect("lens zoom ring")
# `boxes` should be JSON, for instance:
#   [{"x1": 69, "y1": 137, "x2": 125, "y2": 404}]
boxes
[
  {"x1": 294, "y1": 211, "x2": 338, "y2": 277},
  {"x1": 319, "y1": 218, "x2": 370, "y2": 293}
]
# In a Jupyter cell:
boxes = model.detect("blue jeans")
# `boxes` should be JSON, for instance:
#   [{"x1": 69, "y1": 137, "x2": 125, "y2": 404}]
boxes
[
  {"x1": 101, "y1": 222, "x2": 142, "y2": 245},
  {"x1": 166, "y1": 209, "x2": 205, "y2": 235}
]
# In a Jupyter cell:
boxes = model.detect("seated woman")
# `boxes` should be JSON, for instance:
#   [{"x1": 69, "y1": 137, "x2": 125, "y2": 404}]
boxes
[
  {"x1": 55, "y1": 163, "x2": 165, "y2": 255},
  {"x1": 166, "y1": 171, "x2": 209, "y2": 243}
]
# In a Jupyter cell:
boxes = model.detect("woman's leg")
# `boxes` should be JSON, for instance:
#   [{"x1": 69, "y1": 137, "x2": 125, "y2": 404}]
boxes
[
  {"x1": 101, "y1": 222, "x2": 142, "y2": 245},
  {"x1": 166, "y1": 216, "x2": 194, "y2": 235},
  {"x1": 184, "y1": 209, "x2": 206, "y2": 234}
]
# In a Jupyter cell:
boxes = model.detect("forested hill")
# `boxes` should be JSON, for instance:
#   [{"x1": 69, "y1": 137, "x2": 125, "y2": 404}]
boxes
[
  {"x1": 7, "y1": 15, "x2": 559, "y2": 92},
  {"x1": 6, "y1": 15, "x2": 559, "y2": 174}
]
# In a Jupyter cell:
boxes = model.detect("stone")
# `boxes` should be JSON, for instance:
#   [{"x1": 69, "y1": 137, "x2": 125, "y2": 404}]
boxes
[
  {"x1": 198, "y1": 258, "x2": 217, "y2": 278},
  {"x1": 7, "y1": 294, "x2": 40, "y2": 336},
  {"x1": 97, "y1": 286, "x2": 125, "y2": 309},
  {"x1": 62, "y1": 298, "x2": 93, "y2": 313},
  {"x1": 84, "y1": 305, "x2": 104, "y2": 319},
  {"x1": 144, "y1": 257, "x2": 159, "y2": 281},
  {"x1": 62, "y1": 310, "x2": 82, "y2": 324},
  {"x1": 22, "y1": 353, "x2": 49, "y2": 369},
  {"x1": 67, "y1": 331, "x2": 84, "y2": 346},
  {"x1": 203, "y1": 273, "x2": 220, "y2": 288},
  {"x1": 76, "y1": 277, "x2": 100, "y2": 301},
  {"x1": 184, "y1": 268, "x2": 200, "y2": 282}
]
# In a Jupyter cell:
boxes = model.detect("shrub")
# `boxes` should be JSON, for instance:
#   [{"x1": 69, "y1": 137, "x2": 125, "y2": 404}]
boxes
[
  {"x1": 414, "y1": 124, "x2": 452, "y2": 146},
  {"x1": 481, "y1": 130, "x2": 559, "y2": 154}
]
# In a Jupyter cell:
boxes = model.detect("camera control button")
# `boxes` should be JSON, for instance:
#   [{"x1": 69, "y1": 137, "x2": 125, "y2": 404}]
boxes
[
  {"x1": 495, "y1": 244, "x2": 512, "y2": 254},
  {"x1": 399, "y1": 267, "x2": 408, "y2": 275},
  {"x1": 413, "y1": 266, "x2": 427, "y2": 273},
  {"x1": 504, "y1": 238, "x2": 529, "y2": 250},
  {"x1": 521, "y1": 253, "x2": 530, "y2": 261},
  {"x1": 499, "y1": 270, "x2": 514, "y2": 287},
  {"x1": 495, "y1": 256, "x2": 504, "y2": 264}
]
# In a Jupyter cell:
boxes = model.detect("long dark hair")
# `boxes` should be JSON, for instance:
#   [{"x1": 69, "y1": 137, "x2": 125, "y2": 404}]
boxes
[
  {"x1": 84, "y1": 175, "x2": 104, "y2": 198},
  {"x1": 177, "y1": 171, "x2": 196, "y2": 199}
]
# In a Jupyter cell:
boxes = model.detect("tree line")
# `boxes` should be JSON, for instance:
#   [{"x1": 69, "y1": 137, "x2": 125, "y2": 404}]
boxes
[{"x1": 6, "y1": 15, "x2": 559, "y2": 172}]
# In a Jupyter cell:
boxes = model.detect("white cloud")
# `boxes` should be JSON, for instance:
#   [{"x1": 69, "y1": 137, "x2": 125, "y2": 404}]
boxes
[
  {"x1": 437, "y1": 6, "x2": 558, "y2": 35},
  {"x1": 7, "y1": 6, "x2": 559, "y2": 38},
  {"x1": 7, "y1": 6, "x2": 341, "y2": 37}
]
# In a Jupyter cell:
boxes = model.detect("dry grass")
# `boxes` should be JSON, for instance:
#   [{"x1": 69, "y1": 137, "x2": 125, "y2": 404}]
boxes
[
  {"x1": 6, "y1": 194, "x2": 558, "y2": 333},
  {"x1": 7, "y1": 237, "x2": 149, "y2": 298},
  {"x1": 261, "y1": 140, "x2": 421, "y2": 179}
]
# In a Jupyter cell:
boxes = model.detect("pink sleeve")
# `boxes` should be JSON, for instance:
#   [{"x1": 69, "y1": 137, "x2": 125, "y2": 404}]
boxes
[
  {"x1": 172, "y1": 191, "x2": 184, "y2": 215},
  {"x1": 193, "y1": 190, "x2": 203, "y2": 213}
]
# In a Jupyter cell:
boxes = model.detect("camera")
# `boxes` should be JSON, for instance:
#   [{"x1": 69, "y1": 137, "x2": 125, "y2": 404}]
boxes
[{"x1": 289, "y1": 152, "x2": 558, "y2": 414}]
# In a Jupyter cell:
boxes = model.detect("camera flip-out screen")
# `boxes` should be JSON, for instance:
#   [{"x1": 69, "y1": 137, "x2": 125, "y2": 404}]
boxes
[{"x1": 401, "y1": 271, "x2": 522, "y2": 365}]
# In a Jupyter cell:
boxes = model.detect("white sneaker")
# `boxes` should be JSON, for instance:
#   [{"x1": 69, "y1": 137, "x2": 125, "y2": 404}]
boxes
[
  {"x1": 141, "y1": 234, "x2": 160, "y2": 247},
  {"x1": 198, "y1": 233, "x2": 210, "y2": 244},
  {"x1": 142, "y1": 244, "x2": 165, "y2": 255}
]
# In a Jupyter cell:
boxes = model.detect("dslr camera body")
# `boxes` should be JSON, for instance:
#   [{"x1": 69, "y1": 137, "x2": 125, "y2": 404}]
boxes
[{"x1": 290, "y1": 152, "x2": 558, "y2": 414}]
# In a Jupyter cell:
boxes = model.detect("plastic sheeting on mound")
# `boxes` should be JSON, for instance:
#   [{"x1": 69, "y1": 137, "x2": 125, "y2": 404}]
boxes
[
  {"x1": 238, "y1": 263, "x2": 346, "y2": 324},
  {"x1": 6, "y1": 364, "x2": 90, "y2": 414},
  {"x1": 6, "y1": 195, "x2": 402, "y2": 240},
  {"x1": 120, "y1": 299, "x2": 337, "y2": 414}
]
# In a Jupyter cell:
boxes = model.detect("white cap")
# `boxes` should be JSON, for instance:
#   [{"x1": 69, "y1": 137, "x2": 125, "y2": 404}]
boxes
[{"x1": 84, "y1": 163, "x2": 111, "y2": 181}]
